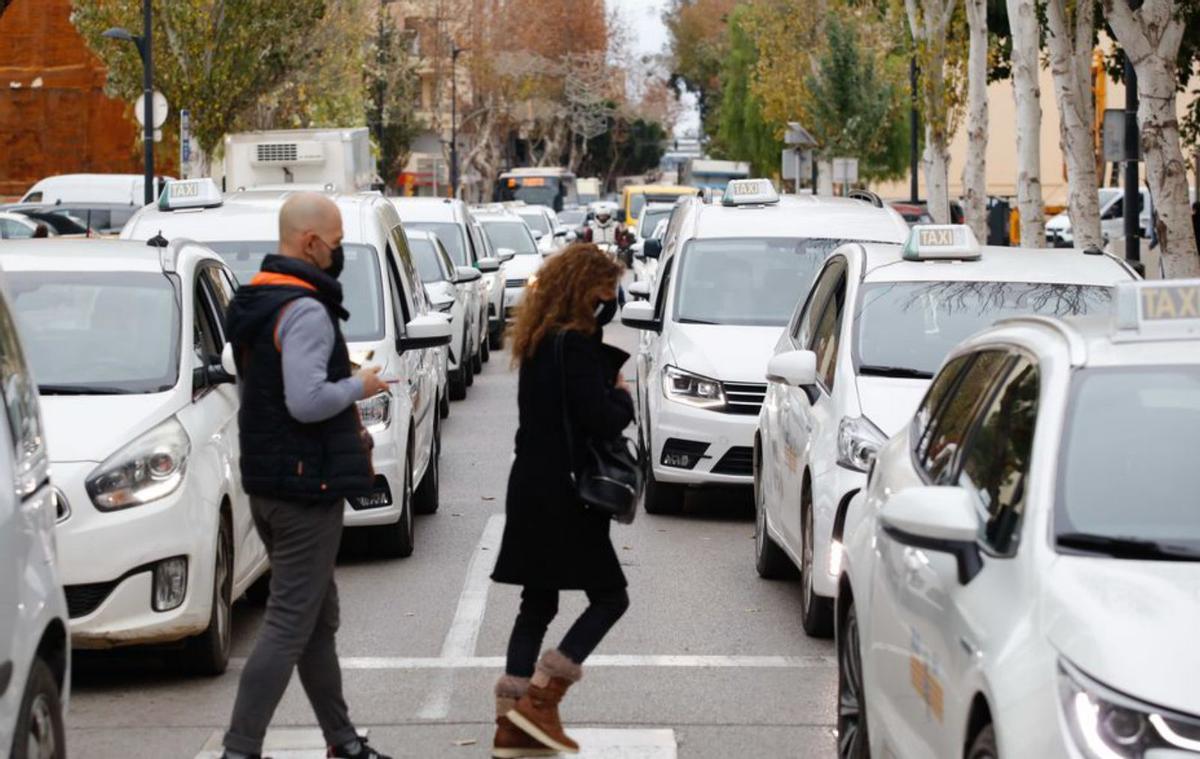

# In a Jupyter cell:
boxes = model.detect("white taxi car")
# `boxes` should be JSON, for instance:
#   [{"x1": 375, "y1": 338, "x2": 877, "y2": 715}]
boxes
[
  {"x1": 0, "y1": 267, "x2": 69, "y2": 758},
  {"x1": 515, "y1": 205, "x2": 569, "y2": 254},
  {"x1": 476, "y1": 211, "x2": 542, "y2": 320},
  {"x1": 620, "y1": 179, "x2": 909, "y2": 515},
  {"x1": 756, "y1": 226, "x2": 1138, "y2": 637},
  {"x1": 123, "y1": 180, "x2": 451, "y2": 557},
  {"x1": 0, "y1": 238, "x2": 268, "y2": 675},
  {"x1": 835, "y1": 279, "x2": 1200, "y2": 759},
  {"x1": 406, "y1": 228, "x2": 482, "y2": 403}
]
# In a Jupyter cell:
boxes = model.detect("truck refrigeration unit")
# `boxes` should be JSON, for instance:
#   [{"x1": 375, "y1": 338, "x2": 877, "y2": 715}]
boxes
[{"x1": 223, "y1": 128, "x2": 381, "y2": 193}]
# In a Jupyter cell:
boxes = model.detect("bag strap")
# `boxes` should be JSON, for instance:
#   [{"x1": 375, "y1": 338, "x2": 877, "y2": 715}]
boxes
[{"x1": 553, "y1": 330, "x2": 578, "y2": 485}]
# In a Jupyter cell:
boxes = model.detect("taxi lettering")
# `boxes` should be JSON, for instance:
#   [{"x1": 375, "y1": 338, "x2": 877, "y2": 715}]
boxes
[
  {"x1": 918, "y1": 228, "x2": 955, "y2": 247},
  {"x1": 172, "y1": 182, "x2": 201, "y2": 198},
  {"x1": 1140, "y1": 285, "x2": 1200, "y2": 321}
]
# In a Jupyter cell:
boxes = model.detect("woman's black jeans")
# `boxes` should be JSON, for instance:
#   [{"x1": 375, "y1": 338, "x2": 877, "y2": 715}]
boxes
[{"x1": 505, "y1": 586, "x2": 630, "y2": 677}]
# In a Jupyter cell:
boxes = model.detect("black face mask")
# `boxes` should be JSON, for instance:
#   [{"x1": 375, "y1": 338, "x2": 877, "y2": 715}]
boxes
[
  {"x1": 325, "y1": 245, "x2": 345, "y2": 280},
  {"x1": 594, "y1": 296, "x2": 618, "y2": 327}
]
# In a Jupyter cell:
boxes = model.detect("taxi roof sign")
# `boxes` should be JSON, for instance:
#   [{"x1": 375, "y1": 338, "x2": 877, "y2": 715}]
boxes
[
  {"x1": 158, "y1": 178, "x2": 223, "y2": 211},
  {"x1": 722, "y1": 178, "x2": 780, "y2": 207},
  {"x1": 902, "y1": 224, "x2": 982, "y2": 261},
  {"x1": 1114, "y1": 279, "x2": 1200, "y2": 340}
]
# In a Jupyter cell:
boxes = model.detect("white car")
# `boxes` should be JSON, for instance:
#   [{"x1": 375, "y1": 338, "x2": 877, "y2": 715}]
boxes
[
  {"x1": 406, "y1": 229, "x2": 484, "y2": 403},
  {"x1": 477, "y1": 212, "x2": 542, "y2": 320},
  {"x1": 122, "y1": 180, "x2": 451, "y2": 557},
  {"x1": 835, "y1": 278, "x2": 1200, "y2": 759},
  {"x1": 0, "y1": 213, "x2": 43, "y2": 240},
  {"x1": 0, "y1": 238, "x2": 268, "y2": 674},
  {"x1": 391, "y1": 197, "x2": 500, "y2": 361},
  {"x1": 756, "y1": 225, "x2": 1138, "y2": 637},
  {"x1": 1044, "y1": 187, "x2": 1150, "y2": 247},
  {"x1": 515, "y1": 206, "x2": 570, "y2": 254},
  {"x1": 629, "y1": 203, "x2": 676, "y2": 284},
  {"x1": 620, "y1": 179, "x2": 910, "y2": 515},
  {"x1": 0, "y1": 268, "x2": 69, "y2": 759}
]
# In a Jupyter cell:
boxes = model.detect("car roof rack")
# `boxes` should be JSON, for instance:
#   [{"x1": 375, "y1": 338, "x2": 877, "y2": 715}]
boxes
[{"x1": 848, "y1": 189, "x2": 884, "y2": 208}]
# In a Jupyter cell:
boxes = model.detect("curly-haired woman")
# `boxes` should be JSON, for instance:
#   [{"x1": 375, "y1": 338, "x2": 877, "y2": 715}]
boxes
[{"x1": 490, "y1": 243, "x2": 633, "y2": 758}]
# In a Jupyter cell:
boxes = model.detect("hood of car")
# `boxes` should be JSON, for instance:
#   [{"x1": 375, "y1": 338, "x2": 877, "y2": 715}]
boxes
[
  {"x1": 41, "y1": 395, "x2": 177, "y2": 464},
  {"x1": 1043, "y1": 554, "x2": 1200, "y2": 715},
  {"x1": 1045, "y1": 212, "x2": 1071, "y2": 231},
  {"x1": 854, "y1": 376, "x2": 931, "y2": 436},
  {"x1": 504, "y1": 254, "x2": 542, "y2": 280},
  {"x1": 666, "y1": 323, "x2": 783, "y2": 384}
]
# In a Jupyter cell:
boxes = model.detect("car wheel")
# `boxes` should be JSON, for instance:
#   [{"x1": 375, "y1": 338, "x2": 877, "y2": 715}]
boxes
[
  {"x1": 754, "y1": 470, "x2": 796, "y2": 579},
  {"x1": 472, "y1": 340, "x2": 483, "y2": 373},
  {"x1": 371, "y1": 451, "x2": 414, "y2": 558},
  {"x1": 10, "y1": 658, "x2": 65, "y2": 759},
  {"x1": 837, "y1": 600, "x2": 869, "y2": 759},
  {"x1": 449, "y1": 364, "x2": 467, "y2": 401},
  {"x1": 439, "y1": 390, "x2": 450, "y2": 419},
  {"x1": 801, "y1": 501, "x2": 834, "y2": 638},
  {"x1": 967, "y1": 725, "x2": 997, "y2": 759},
  {"x1": 480, "y1": 323, "x2": 491, "y2": 363},
  {"x1": 413, "y1": 418, "x2": 440, "y2": 515},
  {"x1": 186, "y1": 516, "x2": 233, "y2": 675},
  {"x1": 464, "y1": 335, "x2": 476, "y2": 387},
  {"x1": 642, "y1": 456, "x2": 685, "y2": 515}
]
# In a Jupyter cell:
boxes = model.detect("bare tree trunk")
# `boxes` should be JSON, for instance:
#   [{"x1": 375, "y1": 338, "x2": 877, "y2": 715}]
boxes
[
  {"x1": 1046, "y1": 0, "x2": 1103, "y2": 250},
  {"x1": 905, "y1": 0, "x2": 958, "y2": 224},
  {"x1": 962, "y1": 0, "x2": 988, "y2": 242},
  {"x1": 1007, "y1": 0, "x2": 1045, "y2": 246},
  {"x1": 1104, "y1": 0, "x2": 1199, "y2": 277},
  {"x1": 926, "y1": 128, "x2": 951, "y2": 224}
]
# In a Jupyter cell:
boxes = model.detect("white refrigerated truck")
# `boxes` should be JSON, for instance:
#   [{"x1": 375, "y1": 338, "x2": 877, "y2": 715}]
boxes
[{"x1": 222, "y1": 127, "x2": 381, "y2": 193}]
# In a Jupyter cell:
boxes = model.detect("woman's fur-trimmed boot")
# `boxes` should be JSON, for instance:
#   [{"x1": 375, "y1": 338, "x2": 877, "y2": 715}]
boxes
[
  {"x1": 493, "y1": 676, "x2": 557, "y2": 758},
  {"x1": 506, "y1": 650, "x2": 582, "y2": 754}
]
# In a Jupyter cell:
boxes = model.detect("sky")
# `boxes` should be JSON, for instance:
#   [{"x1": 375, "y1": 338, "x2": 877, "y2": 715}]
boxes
[{"x1": 605, "y1": 0, "x2": 701, "y2": 138}]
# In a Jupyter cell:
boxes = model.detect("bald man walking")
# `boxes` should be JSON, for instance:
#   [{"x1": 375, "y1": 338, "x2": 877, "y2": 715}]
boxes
[{"x1": 221, "y1": 193, "x2": 391, "y2": 759}]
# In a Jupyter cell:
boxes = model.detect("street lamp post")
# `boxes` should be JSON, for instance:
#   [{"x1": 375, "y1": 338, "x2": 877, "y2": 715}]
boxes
[
  {"x1": 103, "y1": 0, "x2": 154, "y2": 206},
  {"x1": 450, "y1": 46, "x2": 466, "y2": 199}
]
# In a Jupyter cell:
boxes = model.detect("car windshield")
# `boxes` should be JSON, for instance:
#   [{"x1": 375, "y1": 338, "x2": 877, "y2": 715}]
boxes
[
  {"x1": 206, "y1": 241, "x2": 385, "y2": 342},
  {"x1": 1057, "y1": 366, "x2": 1200, "y2": 559},
  {"x1": 406, "y1": 236, "x2": 449, "y2": 283},
  {"x1": 630, "y1": 194, "x2": 648, "y2": 219},
  {"x1": 7, "y1": 271, "x2": 180, "y2": 394},
  {"x1": 517, "y1": 212, "x2": 551, "y2": 235},
  {"x1": 639, "y1": 208, "x2": 672, "y2": 237},
  {"x1": 559, "y1": 209, "x2": 586, "y2": 226},
  {"x1": 403, "y1": 221, "x2": 468, "y2": 266},
  {"x1": 672, "y1": 238, "x2": 836, "y2": 327},
  {"x1": 855, "y1": 282, "x2": 1114, "y2": 377},
  {"x1": 482, "y1": 220, "x2": 538, "y2": 256}
]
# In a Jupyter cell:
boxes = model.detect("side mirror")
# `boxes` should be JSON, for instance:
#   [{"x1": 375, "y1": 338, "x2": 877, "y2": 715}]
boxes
[
  {"x1": 399, "y1": 313, "x2": 453, "y2": 351},
  {"x1": 765, "y1": 350, "x2": 817, "y2": 387},
  {"x1": 194, "y1": 353, "x2": 235, "y2": 391},
  {"x1": 632, "y1": 240, "x2": 646, "y2": 259},
  {"x1": 554, "y1": 227, "x2": 568, "y2": 238},
  {"x1": 455, "y1": 265, "x2": 482, "y2": 283},
  {"x1": 880, "y1": 486, "x2": 982, "y2": 584},
  {"x1": 497, "y1": 247, "x2": 516, "y2": 262},
  {"x1": 531, "y1": 229, "x2": 545, "y2": 241},
  {"x1": 476, "y1": 256, "x2": 501, "y2": 273},
  {"x1": 643, "y1": 238, "x2": 662, "y2": 259},
  {"x1": 620, "y1": 301, "x2": 661, "y2": 332},
  {"x1": 628, "y1": 281, "x2": 651, "y2": 300}
]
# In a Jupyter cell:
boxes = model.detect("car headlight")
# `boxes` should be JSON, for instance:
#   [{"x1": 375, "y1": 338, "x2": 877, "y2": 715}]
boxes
[
  {"x1": 663, "y1": 365, "x2": 725, "y2": 409},
  {"x1": 86, "y1": 417, "x2": 190, "y2": 510},
  {"x1": 837, "y1": 416, "x2": 886, "y2": 472},
  {"x1": 357, "y1": 392, "x2": 392, "y2": 434},
  {"x1": 1059, "y1": 658, "x2": 1200, "y2": 757}
]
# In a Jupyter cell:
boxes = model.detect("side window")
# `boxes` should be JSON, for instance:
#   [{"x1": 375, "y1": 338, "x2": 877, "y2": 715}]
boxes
[
  {"x1": 0, "y1": 296, "x2": 46, "y2": 494},
  {"x1": 193, "y1": 278, "x2": 223, "y2": 363},
  {"x1": 462, "y1": 222, "x2": 480, "y2": 264},
  {"x1": 810, "y1": 272, "x2": 846, "y2": 389},
  {"x1": 384, "y1": 252, "x2": 410, "y2": 338},
  {"x1": 202, "y1": 266, "x2": 235, "y2": 319},
  {"x1": 0, "y1": 219, "x2": 33, "y2": 239},
  {"x1": 918, "y1": 350, "x2": 1011, "y2": 483},
  {"x1": 653, "y1": 257, "x2": 675, "y2": 318},
  {"x1": 793, "y1": 258, "x2": 844, "y2": 346},
  {"x1": 958, "y1": 357, "x2": 1039, "y2": 555},
  {"x1": 436, "y1": 243, "x2": 455, "y2": 280},
  {"x1": 912, "y1": 354, "x2": 974, "y2": 456},
  {"x1": 388, "y1": 225, "x2": 424, "y2": 314}
]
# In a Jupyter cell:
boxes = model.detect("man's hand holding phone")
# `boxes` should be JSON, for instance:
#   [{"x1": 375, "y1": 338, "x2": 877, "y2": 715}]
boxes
[{"x1": 357, "y1": 365, "x2": 388, "y2": 398}]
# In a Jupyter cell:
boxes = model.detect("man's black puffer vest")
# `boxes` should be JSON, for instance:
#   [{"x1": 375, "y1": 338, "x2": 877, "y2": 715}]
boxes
[{"x1": 225, "y1": 255, "x2": 374, "y2": 501}]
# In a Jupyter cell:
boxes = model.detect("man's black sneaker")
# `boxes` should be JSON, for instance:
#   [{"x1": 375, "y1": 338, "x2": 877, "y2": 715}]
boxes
[{"x1": 328, "y1": 737, "x2": 392, "y2": 759}]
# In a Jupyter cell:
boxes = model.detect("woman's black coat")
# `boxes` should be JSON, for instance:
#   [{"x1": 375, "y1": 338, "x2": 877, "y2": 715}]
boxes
[{"x1": 491, "y1": 328, "x2": 635, "y2": 590}]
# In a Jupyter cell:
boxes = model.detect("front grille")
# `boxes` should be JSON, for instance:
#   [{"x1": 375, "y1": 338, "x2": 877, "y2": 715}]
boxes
[
  {"x1": 711, "y1": 446, "x2": 754, "y2": 476},
  {"x1": 506, "y1": 278, "x2": 527, "y2": 288},
  {"x1": 660, "y1": 438, "x2": 709, "y2": 470},
  {"x1": 65, "y1": 580, "x2": 120, "y2": 619},
  {"x1": 722, "y1": 382, "x2": 767, "y2": 415},
  {"x1": 255, "y1": 142, "x2": 298, "y2": 163}
]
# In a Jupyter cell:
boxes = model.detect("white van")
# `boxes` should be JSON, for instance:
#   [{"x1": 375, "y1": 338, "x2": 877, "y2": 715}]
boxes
[
  {"x1": 18, "y1": 174, "x2": 166, "y2": 206},
  {"x1": 1044, "y1": 187, "x2": 1166, "y2": 247}
]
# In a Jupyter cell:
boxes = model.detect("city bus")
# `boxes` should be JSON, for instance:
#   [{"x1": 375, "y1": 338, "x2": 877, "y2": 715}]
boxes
[{"x1": 493, "y1": 167, "x2": 579, "y2": 212}]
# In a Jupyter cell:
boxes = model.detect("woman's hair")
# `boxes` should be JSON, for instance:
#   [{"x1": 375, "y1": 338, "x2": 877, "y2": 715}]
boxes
[{"x1": 509, "y1": 242, "x2": 624, "y2": 365}]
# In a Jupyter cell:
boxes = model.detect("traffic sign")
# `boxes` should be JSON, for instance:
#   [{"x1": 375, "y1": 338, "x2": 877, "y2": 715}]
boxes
[
  {"x1": 133, "y1": 91, "x2": 169, "y2": 129},
  {"x1": 832, "y1": 157, "x2": 859, "y2": 184}
]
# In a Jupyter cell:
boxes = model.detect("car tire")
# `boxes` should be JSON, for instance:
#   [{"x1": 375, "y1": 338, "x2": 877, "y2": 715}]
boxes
[
  {"x1": 449, "y1": 366, "x2": 467, "y2": 401},
  {"x1": 967, "y1": 725, "x2": 997, "y2": 759},
  {"x1": 837, "y1": 599, "x2": 869, "y2": 759},
  {"x1": 10, "y1": 658, "x2": 65, "y2": 759},
  {"x1": 413, "y1": 418, "x2": 440, "y2": 515},
  {"x1": 472, "y1": 341, "x2": 483, "y2": 374},
  {"x1": 801, "y1": 501, "x2": 834, "y2": 638},
  {"x1": 371, "y1": 450, "x2": 414, "y2": 558},
  {"x1": 185, "y1": 516, "x2": 233, "y2": 676},
  {"x1": 439, "y1": 390, "x2": 450, "y2": 419},
  {"x1": 642, "y1": 459, "x2": 685, "y2": 515},
  {"x1": 754, "y1": 471, "x2": 796, "y2": 579},
  {"x1": 480, "y1": 322, "x2": 491, "y2": 363},
  {"x1": 243, "y1": 569, "x2": 270, "y2": 606}
]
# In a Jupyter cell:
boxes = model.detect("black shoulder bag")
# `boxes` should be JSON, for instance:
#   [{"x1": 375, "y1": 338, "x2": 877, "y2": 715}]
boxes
[{"x1": 555, "y1": 331, "x2": 643, "y2": 524}]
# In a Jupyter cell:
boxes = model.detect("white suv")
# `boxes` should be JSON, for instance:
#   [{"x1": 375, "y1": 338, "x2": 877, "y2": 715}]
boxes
[
  {"x1": 756, "y1": 225, "x2": 1138, "y2": 637},
  {"x1": 123, "y1": 180, "x2": 451, "y2": 558},
  {"x1": 0, "y1": 237, "x2": 268, "y2": 675},
  {"x1": 476, "y1": 211, "x2": 542, "y2": 321},
  {"x1": 620, "y1": 180, "x2": 909, "y2": 515},
  {"x1": 0, "y1": 266, "x2": 69, "y2": 758}
]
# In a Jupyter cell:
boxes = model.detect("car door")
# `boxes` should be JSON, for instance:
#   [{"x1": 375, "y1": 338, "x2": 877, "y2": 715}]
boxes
[
  {"x1": 385, "y1": 227, "x2": 434, "y2": 472},
  {"x1": 866, "y1": 349, "x2": 1015, "y2": 756},
  {"x1": 638, "y1": 254, "x2": 676, "y2": 441}
]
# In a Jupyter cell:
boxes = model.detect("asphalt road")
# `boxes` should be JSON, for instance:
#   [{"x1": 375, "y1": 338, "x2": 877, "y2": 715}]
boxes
[{"x1": 66, "y1": 321, "x2": 836, "y2": 759}]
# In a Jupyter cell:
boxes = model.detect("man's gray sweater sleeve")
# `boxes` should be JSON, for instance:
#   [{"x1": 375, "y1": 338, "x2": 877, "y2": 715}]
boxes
[{"x1": 276, "y1": 299, "x2": 364, "y2": 424}]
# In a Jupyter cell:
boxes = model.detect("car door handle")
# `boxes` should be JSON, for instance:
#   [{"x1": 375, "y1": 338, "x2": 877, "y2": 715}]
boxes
[{"x1": 903, "y1": 550, "x2": 924, "y2": 572}]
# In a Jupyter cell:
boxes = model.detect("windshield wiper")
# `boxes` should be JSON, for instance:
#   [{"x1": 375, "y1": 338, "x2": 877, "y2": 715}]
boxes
[
  {"x1": 1056, "y1": 532, "x2": 1200, "y2": 561},
  {"x1": 858, "y1": 365, "x2": 934, "y2": 379},
  {"x1": 38, "y1": 384, "x2": 135, "y2": 396}
]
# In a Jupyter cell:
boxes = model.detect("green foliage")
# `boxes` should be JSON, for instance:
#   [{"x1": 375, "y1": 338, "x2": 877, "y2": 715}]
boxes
[
  {"x1": 366, "y1": 8, "x2": 422, "y2": 187},
  {"x1": 713, "y1": 6, "x2": 783, "y2": 177},
  {"x1": 71, "y1": 0, "x2": 328, "y2": 157},
  {"x1": 664, "y1": 0, "x2": 735, "y2": 139},
  {"x1": 578, "y1": 113, "x2": 667, "y2": 181},
  {"x1": 803, "y1": 14, "x2": 910, "y2": 181}
]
